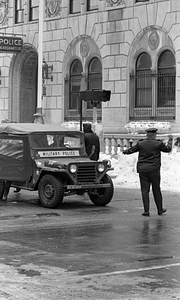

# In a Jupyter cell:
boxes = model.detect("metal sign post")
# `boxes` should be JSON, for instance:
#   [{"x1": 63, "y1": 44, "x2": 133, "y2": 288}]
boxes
[
  {"x1": 34, "y1": 0, "x2": 44, "y2": 124},
  {"x1": 79, "y1": 75, "x2": 86, "y2": 131},
  {"x1": 79, "y1": 98, "x2": 83, "y2": 131}
]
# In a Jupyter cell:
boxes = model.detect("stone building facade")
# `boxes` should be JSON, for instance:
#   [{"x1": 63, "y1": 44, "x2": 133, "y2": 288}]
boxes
[{"x1": 0, "y1": 0, "x2": 180, "y2": 134}]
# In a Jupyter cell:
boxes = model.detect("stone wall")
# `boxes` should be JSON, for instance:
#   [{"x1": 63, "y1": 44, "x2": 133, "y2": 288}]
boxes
[{"x1": 0, "y1": 0, "x2": 180, "y2": 134}]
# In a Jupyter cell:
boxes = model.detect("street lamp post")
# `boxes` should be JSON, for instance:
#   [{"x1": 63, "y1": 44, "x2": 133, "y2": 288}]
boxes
[{"x1": 34, "y1": 0, "x2": 44, "y2": 123}]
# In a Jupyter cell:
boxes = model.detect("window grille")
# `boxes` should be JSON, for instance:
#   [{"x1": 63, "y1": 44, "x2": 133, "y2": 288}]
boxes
[
  {"x1": 130, "y1": 50, "x2": 175, "y2": 121},
  {"x1": 69, "y1": 60, "x2": 83, "y2": 110},
  {"x1": 135, "y1": 70, "x2": 152, "y2": 108},
  {"x1": 157, "y1": 69, "x2": 175, "y2": 108},
  {"x1": 130, "y1": 70, "x2": 175, "y2": 120},
  {"x1": 64, "y1": 57, "x2": 102, "y2": 121},
  {"x1": 87, "y1": 58, "x2": 102, "y2": 109}
]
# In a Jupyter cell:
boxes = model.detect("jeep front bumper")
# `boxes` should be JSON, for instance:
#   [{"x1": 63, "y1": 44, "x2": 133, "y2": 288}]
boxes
[{"x1": 65, "y1": 183, "x2": 111, "y2": 190}]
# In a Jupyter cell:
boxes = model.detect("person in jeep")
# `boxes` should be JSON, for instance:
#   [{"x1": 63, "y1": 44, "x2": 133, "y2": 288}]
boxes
[{"x1": 83, "y1": 123, "x2": 100, "y2": 161}]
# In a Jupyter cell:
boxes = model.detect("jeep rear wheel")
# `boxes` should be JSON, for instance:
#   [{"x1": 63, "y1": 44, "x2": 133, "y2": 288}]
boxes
[
  {"x1": 0, "y1": 181, "x2": 5, "y2": 200},
  {"x1": 38, "y1": 175, "x2": 64, "y2": 208},
  {"x1": 88, "y1": 174, "x2": 114, "y2": 206}
]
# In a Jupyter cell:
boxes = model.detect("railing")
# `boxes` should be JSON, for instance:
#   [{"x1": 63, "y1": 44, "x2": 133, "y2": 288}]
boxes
[
  {"x1": 103, "y1": 133, "x2": 176, "y2": 155},
  {"x1": 61, "y1": 121, "x2": 180, "y2": 155}
]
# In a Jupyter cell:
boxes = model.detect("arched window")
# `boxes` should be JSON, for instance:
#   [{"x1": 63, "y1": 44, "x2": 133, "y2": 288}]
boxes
[
  {"x1": 135, "y1": 52, "x2": 152, "y2": 107},
  {"x1": 157, "y1": 50, "x2": 175, "y2": 107},
  {"x1": 69, "y1": 59, "x2": 83, "y2": 109},
  {"x1": 65, "y1": 57, "x2": 102, "y2": 121},
  {"x1": 87, "y1": 57, "x2": 102, "y2": 108},
  {"x1": 130, "y1": 50, "x2": 176, "y2": 120}
]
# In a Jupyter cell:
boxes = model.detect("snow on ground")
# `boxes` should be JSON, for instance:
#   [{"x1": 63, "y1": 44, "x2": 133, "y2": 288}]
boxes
[{"x1": 100, "y1": 149, "x2": 180, "y2": 193}]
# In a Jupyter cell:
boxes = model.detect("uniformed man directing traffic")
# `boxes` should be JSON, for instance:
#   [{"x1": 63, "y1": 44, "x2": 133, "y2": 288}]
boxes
[{"x1": 123, "y1": 128, "x2": 173, "y2": 217}]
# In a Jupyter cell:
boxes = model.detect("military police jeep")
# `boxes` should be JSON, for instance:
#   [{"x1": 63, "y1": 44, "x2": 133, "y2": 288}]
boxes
[{"x1": 0, "y1": 123, "x2": 114, "y2": 208}]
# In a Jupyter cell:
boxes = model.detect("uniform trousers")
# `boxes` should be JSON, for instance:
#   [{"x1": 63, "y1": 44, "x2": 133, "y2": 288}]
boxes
[{"x1": 139, "y1": 171, "x2": 163, "y2": 213}]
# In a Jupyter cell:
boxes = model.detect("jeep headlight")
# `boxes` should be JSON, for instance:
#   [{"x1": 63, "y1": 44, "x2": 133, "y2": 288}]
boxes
[
  {"x1": 70, "y1": 164, "x2": 77, "y2": 174},
  {"x1": 98, "y1": 163, "x2": 105, "y2": 172},
  {"x1": 35, "y1": 160, "x2": 43, "y2": 167}
]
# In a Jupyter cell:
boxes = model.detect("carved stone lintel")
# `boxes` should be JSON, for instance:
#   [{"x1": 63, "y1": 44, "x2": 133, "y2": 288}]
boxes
[
  {"x1": 0, "y1": 0, "x2": 9, "y2": 26},
  {"x1": 45, "y1": 0, "x2": 62, "y2": 18},
  {"x1": 80, "y1": 40, "x2": 89, "y2": 57},
  {"x1": 148, "y1": 30, "x2": 160, "y2": 50},
  {"x1": 107, "y1": 0, "x2": 124, "y2": 7}
]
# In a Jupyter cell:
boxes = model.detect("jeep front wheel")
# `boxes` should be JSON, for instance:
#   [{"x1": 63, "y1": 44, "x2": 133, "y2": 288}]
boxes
[
  {"x1": 38, "y1": 175, "x2": 64, "y2": 208},
  {"x1": 88, "y1": 174, "x2": 114, "y2": 206}
]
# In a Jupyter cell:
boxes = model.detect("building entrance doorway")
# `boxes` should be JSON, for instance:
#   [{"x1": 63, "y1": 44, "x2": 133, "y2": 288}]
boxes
[
  {"x1": 20, "y1": 53, "x2": 38, "y2": 122},
  {"x1": 10, "y1": 47, "x2": 38, "y2": 123}
]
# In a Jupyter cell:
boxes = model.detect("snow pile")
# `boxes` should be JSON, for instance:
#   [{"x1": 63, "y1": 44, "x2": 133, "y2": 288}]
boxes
[
  {"x1": 124, "y1": 121, "x2": 172, "y2": 134},
  {"x1": 100, "y1": 150, "x2": 180, "y2": 192}
]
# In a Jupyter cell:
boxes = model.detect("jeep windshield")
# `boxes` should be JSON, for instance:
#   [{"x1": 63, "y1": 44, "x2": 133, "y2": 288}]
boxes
[{"x1": 29, "y1": 132, "x2": 87, "y2": 157}]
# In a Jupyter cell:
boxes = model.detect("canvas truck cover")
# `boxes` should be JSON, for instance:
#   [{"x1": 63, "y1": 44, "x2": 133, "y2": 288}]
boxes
[{"x1": 0, "y1": 123, "x2": 79, "y2": 135}]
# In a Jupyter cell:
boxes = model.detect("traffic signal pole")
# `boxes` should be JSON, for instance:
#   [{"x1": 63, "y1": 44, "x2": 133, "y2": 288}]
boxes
[
  {"x1": 80, "y1": 97, "x2": 83, "y2": 131},
  {"x1": 79, "y1": 90, "x2": 111, "y2": 131},
  {"x1": 93, "y1": 103, "x2": 98, "y2": 124}
]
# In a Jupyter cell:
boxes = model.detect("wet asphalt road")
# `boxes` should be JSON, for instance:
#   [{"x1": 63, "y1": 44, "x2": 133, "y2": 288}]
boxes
[{"x1": 0, "y1": 186, "x2": 180, "y2": 299}]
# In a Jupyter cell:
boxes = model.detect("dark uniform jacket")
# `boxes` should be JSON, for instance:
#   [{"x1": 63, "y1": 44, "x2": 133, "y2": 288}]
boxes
[
  {"x1": 123, "y1": 137, "x2": 172, "y2": 173},
  {"x1": 84, "y1": 132, "x2": 100, "y2": 161}
]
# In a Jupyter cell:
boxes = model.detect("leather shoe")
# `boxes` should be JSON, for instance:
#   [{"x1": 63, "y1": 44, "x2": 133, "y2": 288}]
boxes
[
  {"x1": 158, "y1": 209, "x2": 167, "y2": 215},
  {"x1": 142, "y1": 212, "x2": 150, "y2": 217}
]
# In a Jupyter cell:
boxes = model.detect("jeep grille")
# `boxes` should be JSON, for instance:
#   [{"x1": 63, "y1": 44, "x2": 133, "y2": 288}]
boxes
[{"x1": 77, "y1": 165, "x2": 96, "y2": 183}]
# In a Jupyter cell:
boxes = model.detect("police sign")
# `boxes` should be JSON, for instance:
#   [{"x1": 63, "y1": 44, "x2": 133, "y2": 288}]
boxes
[{"x1": 0, "y1": 36, "x2": 23, "y2": 53}]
